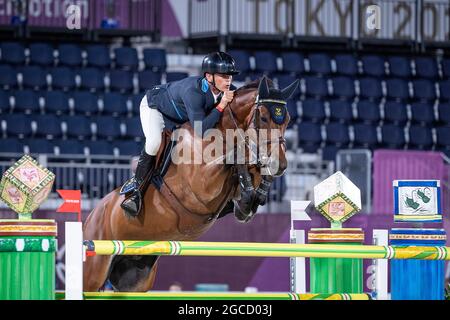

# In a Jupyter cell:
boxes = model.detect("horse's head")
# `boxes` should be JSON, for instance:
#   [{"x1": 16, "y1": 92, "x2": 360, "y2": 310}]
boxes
[{"x1": 223, "y1": 76, "x2": 299, "y2": 177}]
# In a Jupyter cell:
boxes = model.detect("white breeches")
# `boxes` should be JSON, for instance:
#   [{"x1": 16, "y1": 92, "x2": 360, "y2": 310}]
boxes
[{"x1": 139, "y1": 96, "x2": 165, "y2": 156}]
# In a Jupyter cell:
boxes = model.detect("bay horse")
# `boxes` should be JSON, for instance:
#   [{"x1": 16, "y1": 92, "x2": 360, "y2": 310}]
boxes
[{"x1": 83, "y1": 77, "x2": 299, "y2": 292}]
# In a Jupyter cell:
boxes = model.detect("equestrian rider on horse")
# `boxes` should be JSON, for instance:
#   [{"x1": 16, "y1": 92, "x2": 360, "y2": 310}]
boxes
[{"x1": 121, "y1": 52, "x2": 240, "y2": 217}]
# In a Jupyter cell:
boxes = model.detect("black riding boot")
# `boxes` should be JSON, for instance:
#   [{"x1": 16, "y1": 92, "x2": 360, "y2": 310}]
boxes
[{"x1": 121, "y1": 151, "x2": 155, "y2": 217}]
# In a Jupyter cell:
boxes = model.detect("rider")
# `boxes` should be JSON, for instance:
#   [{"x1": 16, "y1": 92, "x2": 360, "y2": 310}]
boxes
[{"x1": 121, "y1": 52, "x2": 240, "y2": 217}]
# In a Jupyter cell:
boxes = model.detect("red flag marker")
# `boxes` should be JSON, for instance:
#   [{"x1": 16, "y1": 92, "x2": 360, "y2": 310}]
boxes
[{"x1": 57, "y1": 190, "x2": 82, "y2": 222}]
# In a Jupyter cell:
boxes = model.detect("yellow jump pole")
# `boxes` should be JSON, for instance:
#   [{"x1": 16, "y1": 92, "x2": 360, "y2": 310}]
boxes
[{"x1": 84, "y1": 240, "x2": 450, "y2": 260}]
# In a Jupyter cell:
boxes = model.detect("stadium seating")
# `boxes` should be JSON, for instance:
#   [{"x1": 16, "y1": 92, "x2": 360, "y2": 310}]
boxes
[
  {"x1": 50, "y1": 67, "x2": 76, "y2": 91},
  {"x1": 0, "y1": 41, "x2": 447, "y2": 164},
  {"x1": 0, "y1": 42, "x2": 25, "y2": 65},
  {"x1": 143, "y1": 48, "x2": 167, "y2": 72},
  {"x1": 280, "y1": 52, "x2": 304, "y2": 74},
  {"x1": 86, "y1": 45, "x2": 111, "y2": 69},
  {"x1": 29, "y1": 43, "x2": 54, "y2": 66},
  {"x1": 114, "y1": 47, "x2": 139, "y2": 70},
  {"x1": 58, "y1": 44, "x2": 83, "y2": 67},
  {"x1": 334, "y1": 54, "x2": 358, "y2": 76},
  {"x1": 0, "y1": 65, "x2": 18, "y2": 89}
]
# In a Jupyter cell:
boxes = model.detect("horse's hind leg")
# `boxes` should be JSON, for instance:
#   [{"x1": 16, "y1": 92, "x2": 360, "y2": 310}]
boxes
[
  {"x1": 83, "y1": 255, "x2": 113, "y2": 292},
  {"x1": 108, "y1": 256, "x2": 159, "y2": 292}
]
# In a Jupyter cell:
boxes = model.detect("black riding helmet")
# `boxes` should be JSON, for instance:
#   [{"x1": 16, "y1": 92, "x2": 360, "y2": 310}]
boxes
[{"x1": 202, "y1": 52, "x2": 240, "y2": 76}]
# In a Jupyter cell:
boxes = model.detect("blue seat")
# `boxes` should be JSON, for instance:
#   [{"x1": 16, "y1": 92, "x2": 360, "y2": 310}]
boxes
[
  {"x1": 63, "y1": 115, "x2": 92, "y2": 139},
  {"x1": 114, "y1": 47, "x2": 138, "y2": 70},
  {"x1": 304, "y1": 76, "x2": 328, "y2": 97},
  {"x1": 335, "y1": 54, "x2": 358, "y2": 76},
  {"x1": 79, "y1": 68, "x2": 105, "y2": 92},
  {"x1": 86, "y1": 45, "x2": 111, "y2": 69},
  {"x1": 308, "y1": 53, "x2": 331, "y2": 75},
  {"x1": 353, "y1": 123, "x2": 378, "y2": 148},
  {"x1": 94, "y1": 116, "x2": 121, "y2": 140},
  {"x1": 13, "y1": 90, "x2": 40, "y2": 114},
  {"x1": 73, "y1": 91, "x2": 99, "y2": 115},
  {"x1": 381, "y1": 124, "x2": 405, "y2": 149},
  {"x1": 138, "y1": 71, "x2": 161, "y2": 91},
  {"x1": 384, "y1": 101, "x2": 408, "y2": 125},
  {"x1": 166, "y1": 72, "x2": 189, "y2": 82},
  {"x1": 276, "y1": 74, "x2": 300, "y2": 98},
  {"x1": 58, "y1": 44, "x2": 83, "y2": 67},
  {"x1": 102, "y1": 93, "x2": 128, "y2": 116},
  {"x1": 32, "y1": 114, "x2": 63, "y2": 139},
  {"x1": 412, "y1": 79, "x2": 436, "y2": 101},
  {"x1": 386, "y1": 78, "x2": 410, "y2": 101},
  {"x1": 332, "y1": 76, "x2": 355, "y2": 98},
  {"x1": 442, "y1": 59, "x2": 450, "y2": 79},
  {"x1": 143, "y1": 48, "x2": 167, "y2": 72},
  {"x1": 356, "y1": 100, "x2": 380, "y2": 124},
  {"x1": 286, "y1": 100, "x2": 298, "y2": 128},
  {"x1": 254, "y1": 51, "x2": 278, "y2": 75},
  {"x1": 321, "y1": 145, "x2": 340, "y2": 161},
  {"x1": 50, "y1": 67, "x2": 76, "y2": 91},
  {"x1": 410, "y1": 102, "x2": 435, "y2": 126},
  {"x1": 361, "y1": 55, "x2": 385, "y2": 77},
  {"x1": 388, "y1": 56, "x2": 412, "y2": 78},
  {"x1": 21, "y1": 66, "x2": 47, "y2": 90},
  {"x1": 29, "y1": 43, "x2": 54, "y2": 66},
  {"x1": 326, "y1": 122, "x2": 349, "y2": 146},
  {"x1": 0, "y1": 91, "x2": 11, "y2": 113},
  {"x1": 130, "y1": 94, "x2": 144, "y2": 115},
  {"x1": 0, "y1": 64, "x2": 18, "y2": 89},
  {"x1": 26, "y1": 139, "x2": 55, "y2": 155},
  {"x1": 87, "y1": 140, "x2": 114, "y2": 156},
  {"x1": 301, "y1": 99, "x2": 326, "y2": 123},
  {"x1": 56, "y1": 139, "x2": 85, "y2": 155},
  {"x1": 329, "y1": 100, "x2": 353, "y2": 123},
  {"x1": 436, "y1": 127, "x2": 450, "y2": 149},
  {"x1": 4, "y1": 114, "x2": 32, "y2": 138},
  {"x1": 438, "y1": 80, "x2": 450, "y2": 101},
  {"x1": 0, "y1": 42, "x2": 25, "y2": 65},
  {"x1": 438, "y1": 103, "x2": 450, "y2": 125},
  {"x1": 0, "y1": 138, "x2": 25, "y2": 153},
  {"x1": 408, "y1": 125, "x2": 433, "y2": 150},
  {"x1": 109, "y1": 70, "x2": 134, "y2": 93},
  {"x1": 124, "y1": 117, "x2": 144, "y2": 140},
  {"x1": 358, "y1": 77, "x2": 383, "y2": 101},
  {"x1": 415, "y1": 57, "x2": 438, "y2": 79},
  {"x1": 44, "y1": 91, "x2": 70, "y2": 115},
  {"x1": 228, "y1": 50, "x2": 251, "y2": 81},
  {"x1": 297, "y1": 122, "x2": 322, "y2": 153},
  {"x1": 280, "y1": 52, "x2": 304, "y2": 74},
  {"x1": 116, "y1": 140, "x2": 141, "y2": 157}
]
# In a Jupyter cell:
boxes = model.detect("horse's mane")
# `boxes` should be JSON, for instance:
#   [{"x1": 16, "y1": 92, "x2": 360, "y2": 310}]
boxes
[{"x1": 235, "y1": 78, "x2": 275, "y2": 96}]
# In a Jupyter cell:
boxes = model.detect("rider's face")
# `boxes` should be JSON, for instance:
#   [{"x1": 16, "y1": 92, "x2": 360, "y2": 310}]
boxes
[{"x1": 206, "y1": 73, "x2": 232, "y2": 92}]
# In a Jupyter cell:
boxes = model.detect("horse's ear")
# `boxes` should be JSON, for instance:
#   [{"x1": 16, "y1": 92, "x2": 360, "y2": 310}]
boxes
[
  {"x1": 281, "y1": 79, "x2": 300, "y2": 100},
  {"x1": 258, "y1": 76, "x2": 270, "y2": 98}
]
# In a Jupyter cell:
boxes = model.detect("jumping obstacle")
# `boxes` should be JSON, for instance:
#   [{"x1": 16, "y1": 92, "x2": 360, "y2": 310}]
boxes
[
  {"x1": 84, "y1": 240, "x2": 450, "y2": 260},
  {"x1": 63, "y1": 221, "x2": 450, "y2": 300}
]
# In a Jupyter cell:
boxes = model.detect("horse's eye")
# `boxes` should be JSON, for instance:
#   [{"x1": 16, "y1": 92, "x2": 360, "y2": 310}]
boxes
[{"x1": 260, "y1": 117, "x2": 268, "y2": 123}]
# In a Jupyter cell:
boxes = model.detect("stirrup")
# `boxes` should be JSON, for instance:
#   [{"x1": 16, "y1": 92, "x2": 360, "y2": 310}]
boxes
[{"x1": 121, "y1": 190, "x2": 143, "y2": 217}]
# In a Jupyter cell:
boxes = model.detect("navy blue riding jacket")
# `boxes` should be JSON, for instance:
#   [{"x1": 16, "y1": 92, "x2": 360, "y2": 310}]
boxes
[{"x1": 145, "y1": 76, "x2": 236, "y2": 135}]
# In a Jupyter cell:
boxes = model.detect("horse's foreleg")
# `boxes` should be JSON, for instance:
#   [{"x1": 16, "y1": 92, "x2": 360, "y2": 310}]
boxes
[{"x1": 83, "y1": 255, "x2": 113, "y2": 291}]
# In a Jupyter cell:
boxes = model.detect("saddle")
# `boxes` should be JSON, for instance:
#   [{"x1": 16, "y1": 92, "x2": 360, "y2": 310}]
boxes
[{"x1": 120, "y1": 129, "x2": 176, "y2": 196}]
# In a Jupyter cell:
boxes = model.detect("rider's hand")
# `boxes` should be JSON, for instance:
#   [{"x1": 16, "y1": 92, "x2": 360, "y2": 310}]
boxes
[{"x1": 217, "y1": 90, "x2": 234, "y2": 111}]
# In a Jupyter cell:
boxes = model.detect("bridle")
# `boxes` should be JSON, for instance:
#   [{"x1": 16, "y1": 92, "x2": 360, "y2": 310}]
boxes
[{"x1": 227, "y1": 94, "x2": 287, "y2": 169}]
